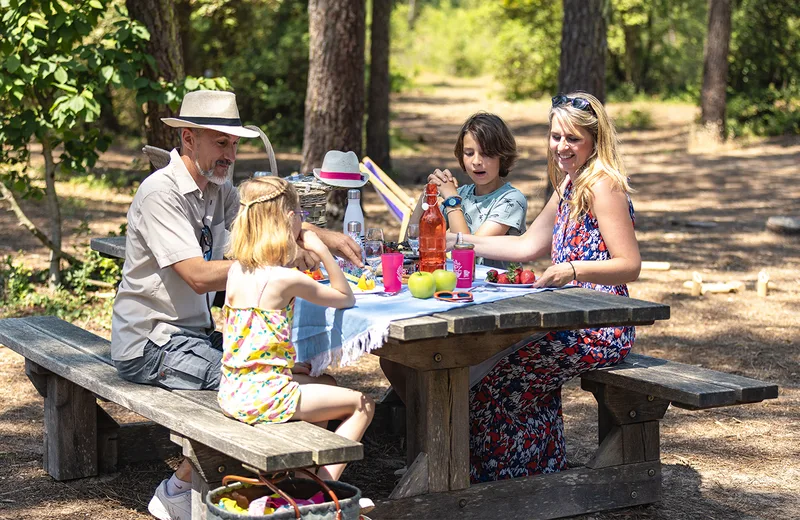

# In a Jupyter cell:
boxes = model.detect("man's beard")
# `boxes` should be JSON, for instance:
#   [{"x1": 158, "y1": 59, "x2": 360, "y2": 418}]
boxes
[{"x1": 196, "y1": 159, "x2": 234, "y2": 186}]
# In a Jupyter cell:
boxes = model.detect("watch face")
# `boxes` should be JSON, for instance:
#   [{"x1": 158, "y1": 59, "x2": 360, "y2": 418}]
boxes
[{"x1": 445, "y1": 197, "x2": 460, "y2": 207}]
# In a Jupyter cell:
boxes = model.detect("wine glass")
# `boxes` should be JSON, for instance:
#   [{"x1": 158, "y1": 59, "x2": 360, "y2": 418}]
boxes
[
  {"x1": 406, "y1": 223, "x2": 420, "y2": 256},
  {"x1": 366, "y1": 227, "x2": 384, "y2": 243},
  {"x1": 364, "y1": 239, "x2": 384, "y2": 273}
]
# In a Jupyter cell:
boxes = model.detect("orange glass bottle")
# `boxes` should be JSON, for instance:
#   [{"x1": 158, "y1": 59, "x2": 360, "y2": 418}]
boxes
[{"x1": 419, "y1": 182, "x2": 446, "y2": 272}]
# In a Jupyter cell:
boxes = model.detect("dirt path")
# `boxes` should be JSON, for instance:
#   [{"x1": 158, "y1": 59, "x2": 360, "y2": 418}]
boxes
[{"x1": 1, "y1": 75, "x2": 799, "y2": 519}]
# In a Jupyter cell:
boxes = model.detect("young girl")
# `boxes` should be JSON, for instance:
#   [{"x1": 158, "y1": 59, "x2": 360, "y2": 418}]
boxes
[
  {"x1": 412, "y1": 112, "x2": 528, "y2": 269},
  {"x1": 219, "y1": 176, "x2": 374, "y2": 481}
]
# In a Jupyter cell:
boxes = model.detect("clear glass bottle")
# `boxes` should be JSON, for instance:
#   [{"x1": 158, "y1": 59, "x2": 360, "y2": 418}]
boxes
[{"x1": 419, "y1": 183, "x2": 446, "y2": 272}]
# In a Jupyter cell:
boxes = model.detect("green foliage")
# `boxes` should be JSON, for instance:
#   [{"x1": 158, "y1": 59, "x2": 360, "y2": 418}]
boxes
[
  {"x1": 614, "y1": 108, "x2": 654, "y2": 130},
  {"x1": 392, "y1": 0, "x2": 501, "y2": 78},
  {"x1": 186, "y1": 0, "x2": 309, "y2": 147},
  {"x1": 62, "y1": 247, "x2": 121, "y2": 297},
  {"x1": 0, "y1": 255, "x2": 34, "y2": 304},
  {"x1": 727, "y1": 89, "x2": 800, "y2": 137}
]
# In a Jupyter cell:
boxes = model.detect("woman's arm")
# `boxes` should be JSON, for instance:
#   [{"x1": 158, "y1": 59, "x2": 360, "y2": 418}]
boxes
[
  {"x1": 533, "y1": 178, "x2": 640, "y2": 288},
  {"x1": 448, "y1": 188, "x2": 560, "y2": 263}
]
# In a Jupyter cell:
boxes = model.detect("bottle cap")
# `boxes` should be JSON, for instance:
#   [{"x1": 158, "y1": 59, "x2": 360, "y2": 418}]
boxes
[
  {"x1": 347, "y1": 221, "x2": 362, "y2": 234},
  {"x1": 454, "y1": 232, "x2": 474, "y2": 249},
  {"x1": 348, "y1": 189, "x2": 361, "y2": 200}
]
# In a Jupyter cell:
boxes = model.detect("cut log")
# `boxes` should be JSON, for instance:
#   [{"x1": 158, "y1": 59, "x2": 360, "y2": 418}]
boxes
[
  {"x1": 641, "y1": 261, "x2": 670, "y2": 271},
  {"x1": 766, "y1": 216, "x2": 800, "y2": 235}
]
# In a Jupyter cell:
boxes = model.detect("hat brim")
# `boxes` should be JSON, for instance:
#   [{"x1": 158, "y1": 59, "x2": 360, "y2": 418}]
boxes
[
  {"x1": 161, "y1": 118, "x2": 259, "y2": 138},
  {"x1": 313, "y1": 168, "x2": 368, "y2": 188}
]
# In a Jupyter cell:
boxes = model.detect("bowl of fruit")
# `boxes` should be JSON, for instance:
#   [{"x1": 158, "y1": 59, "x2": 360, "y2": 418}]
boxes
[{"x1": 484, "y1": 263, "x2": 536, "y2": 287}]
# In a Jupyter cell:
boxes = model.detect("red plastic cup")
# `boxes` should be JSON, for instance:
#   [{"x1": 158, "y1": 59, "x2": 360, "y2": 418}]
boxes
[
  {"x1": 452, "y1": 247, "x2": 475, "y2": 289},
  {"x1": 381, "y1": 253, "x2": 404, "y2": 293}
]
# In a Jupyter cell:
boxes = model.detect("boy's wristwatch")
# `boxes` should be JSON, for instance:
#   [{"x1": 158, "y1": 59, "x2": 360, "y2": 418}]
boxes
[{"x1": 443, "y1": 196, "x2": 462, "y2": 208}]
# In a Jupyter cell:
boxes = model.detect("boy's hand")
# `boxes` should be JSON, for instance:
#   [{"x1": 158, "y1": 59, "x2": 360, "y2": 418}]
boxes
[{"x1": 428, "y1": 169, "x2": 458, "y2": 199}]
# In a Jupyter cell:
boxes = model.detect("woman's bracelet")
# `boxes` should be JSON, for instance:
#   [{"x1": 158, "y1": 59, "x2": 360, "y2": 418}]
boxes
[{"x1": 567, "y1": 261, "x2": 577, "y2": 281}]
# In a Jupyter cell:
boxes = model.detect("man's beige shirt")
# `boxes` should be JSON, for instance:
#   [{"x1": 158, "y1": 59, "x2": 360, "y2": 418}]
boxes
[{"x1": 111, "y1": 149, "x2": 239, "y2": 361}]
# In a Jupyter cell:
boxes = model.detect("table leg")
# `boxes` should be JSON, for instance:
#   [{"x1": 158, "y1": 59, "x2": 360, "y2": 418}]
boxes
[{"x1": 405, "y1": 367, "x2": 470, "y2": 493}]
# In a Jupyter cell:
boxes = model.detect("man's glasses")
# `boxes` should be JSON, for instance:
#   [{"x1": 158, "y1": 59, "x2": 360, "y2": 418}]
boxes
[
  {"x1": 551, "y1": 94, "x2": 596, "y2": 116},
  {"x1": 200, "y1": 224, "x2": 213, "y2": 261},
  {"x1": 299, "y1": 210, "x2": 309, "y2": 223}
]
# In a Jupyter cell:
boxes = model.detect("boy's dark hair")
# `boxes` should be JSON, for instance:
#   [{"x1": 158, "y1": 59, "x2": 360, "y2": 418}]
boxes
[{"x1": 453, "y1": 112, "x2": 518, "y2": 178}]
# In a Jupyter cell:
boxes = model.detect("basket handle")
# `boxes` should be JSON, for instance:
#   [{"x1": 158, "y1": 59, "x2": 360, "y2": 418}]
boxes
[
  {"x1": 295, "y1": 468, "x2": 343, "y2": 520},
  {"x1": 244, "y1": 125, "x2": 278, "y2": 177}
]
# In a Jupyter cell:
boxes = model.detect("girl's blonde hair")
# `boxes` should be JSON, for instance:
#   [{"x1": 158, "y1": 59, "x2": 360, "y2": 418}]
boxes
[
  {"x1": 547, "y1": 91, "x2": 632, "y2": 221},
  {"x1": 228, "y1": 176, "x2": 300, "y2": 270}
]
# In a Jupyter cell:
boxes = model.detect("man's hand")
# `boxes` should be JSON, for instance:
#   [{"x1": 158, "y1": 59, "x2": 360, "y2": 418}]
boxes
[
  {"x1": 307, "y1": 224, "x2": 364, "y2": 267},
  {"x1": 292, "y1": 229, "x2": 322, "y2": 271}
]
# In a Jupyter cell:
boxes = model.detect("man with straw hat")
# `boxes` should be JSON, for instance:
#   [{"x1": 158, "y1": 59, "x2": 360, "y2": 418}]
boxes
[{"x1": 111, "y1": 90, "x2": 362, "y2": 520}]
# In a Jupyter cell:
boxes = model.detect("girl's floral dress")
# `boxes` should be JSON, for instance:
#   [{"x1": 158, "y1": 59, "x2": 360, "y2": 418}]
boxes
[
  {"x1": 469, "y1": 180, "x2": 636, "y2": 483},
  {"x1": 218, "y1": 265, "x2": 301, "y2": 425}
]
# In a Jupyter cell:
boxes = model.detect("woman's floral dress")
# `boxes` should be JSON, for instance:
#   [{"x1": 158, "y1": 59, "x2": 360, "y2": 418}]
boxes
[
  {"x1": 469, "y1": 180, "x2": 636, "y2": 483},
  {"x1": 217, "y1": 265, "x2": 301, "y2": 425}
]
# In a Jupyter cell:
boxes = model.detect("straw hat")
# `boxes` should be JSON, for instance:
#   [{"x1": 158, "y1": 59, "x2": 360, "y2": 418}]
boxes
[
  {"x1": 312, "y1": 150, "x2": 368, "y2": 188},
  {"x1": 161, "y1": 90, "x2": 259, "y2": 138}
]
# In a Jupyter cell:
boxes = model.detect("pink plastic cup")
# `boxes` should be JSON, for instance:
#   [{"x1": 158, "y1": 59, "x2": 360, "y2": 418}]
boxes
[
  {"x1": 452, "y1": 247, "x2": 476, "y2": 289},
  {"x1": 381, "y1": 253, "x2": 404, "y2": 294}
]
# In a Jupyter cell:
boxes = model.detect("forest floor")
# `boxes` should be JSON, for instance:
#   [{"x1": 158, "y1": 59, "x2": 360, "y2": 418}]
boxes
[{"x1": 0, "y1": 75, "x2": 799, "y2": 519}]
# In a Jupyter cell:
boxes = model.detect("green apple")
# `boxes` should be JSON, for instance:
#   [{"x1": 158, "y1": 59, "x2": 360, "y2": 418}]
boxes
[
  {"x1": 408, "y1": 271, "x2": 436, "y2": 299},
  {"x1": 432, "y1": 269, "x2": 457, "y2": 292}
]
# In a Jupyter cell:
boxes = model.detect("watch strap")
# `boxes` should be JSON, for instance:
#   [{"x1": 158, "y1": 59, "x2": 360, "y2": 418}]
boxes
[{"x1": 443, "y1": 195, "x2": 463, "y2": 207}]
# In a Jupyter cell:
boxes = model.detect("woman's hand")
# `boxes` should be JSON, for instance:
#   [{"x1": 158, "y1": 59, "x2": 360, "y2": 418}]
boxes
[
  {"x1": 532, "y1": 262, "x2": 575, "y2": 288},
  {"x1": 428, "y1": 169, "x2": 458, "y2": 199},
  {"x1": 292, "y1": 362, "x2": 312, "y2": 375}
]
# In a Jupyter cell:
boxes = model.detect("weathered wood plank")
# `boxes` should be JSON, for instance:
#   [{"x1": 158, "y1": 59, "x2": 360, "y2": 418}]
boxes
[
  {"x1": 44, "y1": 375, "x2": 98, "y2": 480},
  {"x1": 623, "y1": 354, "x2": 778, "y2": 403},
  {"x1": 621, "y1": 422, "x2": 660, "y2": 464},
  {"x1": 174, "y1": 389, "x2": 363, "y2": 466},
  {"x1": 406, "y1": 368, "x2": 470, "y2": 493},
  {"x1": 572, "y1": 289, "x2": 670, "y2": 323},
  {"x1": 549, "y1": 289, "x2": 633, "y2": 325},
  {"x1": 25, "y1": 359, "x2": 49, "y2": 397},
  {"x1": 0, "y1": 318, "x2": 354, "y2": 472},
  {"x1": 388, "y1": 315, "x2": 450, "y2": 341},
  {"x1": 371, "y1": 460, "x2": 662, "y2": 520},
  {"x1": 582, "y1": 357, "x2": 739, "y2": 408},
  {"x1": 24, "y1": 315, "x2": 112, "y2": 364},
  {"x1": 388, "y1": 452, "x2": 429, "y2": 500},
  {"x1": 90, "y1": 236, "x2": 126, "y2": 260},
  {"x1": 431, "y1": 305, "x2": 500, "y2": 334},
  {"x1": 521, "y1": 291, "x2": 587, "y2": 329}
]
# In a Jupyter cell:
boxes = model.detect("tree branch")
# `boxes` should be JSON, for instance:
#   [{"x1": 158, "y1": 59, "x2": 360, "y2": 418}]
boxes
[{"x1": 0, "y1": 182, "x2": 81, "y2": 266}]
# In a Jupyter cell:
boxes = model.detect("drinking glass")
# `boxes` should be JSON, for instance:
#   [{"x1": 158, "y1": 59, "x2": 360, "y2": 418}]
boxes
[
  {"x1": 366, "y1": 227, "x2": 384, "y2": 243},
  {"x1": 406, "y1": 223, "x2": 420, "y2": 256},
  {"x1": 364, "y1": 240, "x2": 384, "y2": 273}
]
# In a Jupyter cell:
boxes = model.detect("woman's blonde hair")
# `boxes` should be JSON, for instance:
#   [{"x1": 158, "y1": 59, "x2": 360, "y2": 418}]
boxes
[
  {"x1": 228, "y1": 176, "x2": 300, "y2": 270},
  {"x1": 547, "y1": 91, "x2": 632, "y2": 221}
]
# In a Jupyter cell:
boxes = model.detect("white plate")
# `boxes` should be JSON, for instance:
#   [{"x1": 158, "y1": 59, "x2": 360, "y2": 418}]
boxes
[
  {"x1": 485, "y1": 281, "x2": 535, "y2": 288},
  {"x1": 353, "y1": 285, "x2": 385, "y2": 295}
]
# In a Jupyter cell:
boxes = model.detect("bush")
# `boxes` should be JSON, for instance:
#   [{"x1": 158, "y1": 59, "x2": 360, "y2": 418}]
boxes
[
  {"x1": 615, "y1": 108, "x2": 655, "y2": 130},
  {"x1": 494, "y1": 18, "x2": 560, "y2": 100},
  {"x1": 727, "y1": 89, "x2": 800, "y2": 137}
]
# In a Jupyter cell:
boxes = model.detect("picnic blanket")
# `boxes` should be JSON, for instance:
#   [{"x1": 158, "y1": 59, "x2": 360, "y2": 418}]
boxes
[{"x1": 292, "y1": 263, "x2": 557, "y2": 376}]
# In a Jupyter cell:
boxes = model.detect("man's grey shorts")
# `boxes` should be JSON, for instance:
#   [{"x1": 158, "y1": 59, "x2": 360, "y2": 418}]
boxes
[{"x1": 114, "y1": 330, "x2": 223, "y2": 391}]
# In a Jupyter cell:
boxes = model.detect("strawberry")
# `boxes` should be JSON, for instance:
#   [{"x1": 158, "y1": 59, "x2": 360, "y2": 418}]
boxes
[
  {"x1": 486, "y1": 269, "x2": 499, "y2": 283},
  {"x1": 520, "y1": 269, "x2": 536, "y2": 284},
  {"x1": 497, "y1": 273, "x2": 510, "y2": 284},
  {"x1": 507, "y1": 262, "x2": 523, "y2": 284}
]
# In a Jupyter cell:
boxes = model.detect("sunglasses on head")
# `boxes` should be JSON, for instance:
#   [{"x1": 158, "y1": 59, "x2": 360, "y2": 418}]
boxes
[
  {"x1": 551, "y1": 94, "x2": 596, "y2": 116},
  {"x1": 200, "y1": 224, "x2": 213, "y2": 261},
  {"x1": 434, "y1": 290, "x2": 474, "y2": 303}
]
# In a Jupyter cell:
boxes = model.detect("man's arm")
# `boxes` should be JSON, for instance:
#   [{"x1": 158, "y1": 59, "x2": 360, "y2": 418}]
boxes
[{"x1": 171, "y1": 258, "x2": 234, "y2": 294}]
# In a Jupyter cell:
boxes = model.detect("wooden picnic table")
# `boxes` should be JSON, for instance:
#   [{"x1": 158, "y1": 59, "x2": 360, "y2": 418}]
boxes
[{"x1": 91, "y1": 236, "x2": 676, "y2": 518}]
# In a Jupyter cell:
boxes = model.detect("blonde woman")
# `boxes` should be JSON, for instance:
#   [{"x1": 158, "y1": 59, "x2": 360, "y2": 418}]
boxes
[
  {"x1": 452, "y1": 92, "x2": 641, "y2": 483},
  {"x1": 219, "y1": 176, "x2": 374, "y2": 481}
]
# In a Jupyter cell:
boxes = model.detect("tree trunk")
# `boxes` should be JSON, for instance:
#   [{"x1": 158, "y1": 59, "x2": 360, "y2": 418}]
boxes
[
  {"x1": 550, "y1": 0, "x2": 608, "y2": 201},
  {"x1": 41, "y1": 137, "x2": 62, "y2": 287},
  {"x1": 700, "y1": 0, "x2": 732, "y2": 142},
  {"x1": 408, "y1": 0, "x2": 417, "y2": 29},
  {"x1": 126, "y1": 0, "x2": 185, "y2": 154},
  {"x1": 366, "y1": 0, "x2": 392, "y2": 171},
  {"x1": 558, "y1": 0, "x2": 607, "y2": 103},
  {"x1": 302, "y1": 0, "x2": 366, "y2": 223}
]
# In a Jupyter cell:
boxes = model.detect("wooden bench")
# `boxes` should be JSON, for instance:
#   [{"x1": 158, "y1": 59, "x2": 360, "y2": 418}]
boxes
[
  {"x1": 0, "y1": 316, "x2": 362, "y2": 518},
  {"x1": 373, "y1": 354, "x2": 778, "y2": 520}
]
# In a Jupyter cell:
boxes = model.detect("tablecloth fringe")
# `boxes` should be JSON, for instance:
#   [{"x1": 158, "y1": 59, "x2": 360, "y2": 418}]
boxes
[{"x1": 305, "y1": 323, "x2": 389, "y2": 377}]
